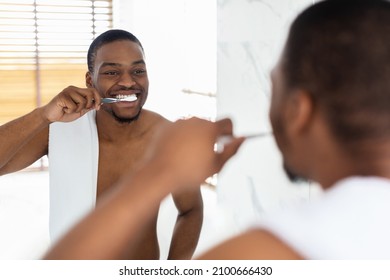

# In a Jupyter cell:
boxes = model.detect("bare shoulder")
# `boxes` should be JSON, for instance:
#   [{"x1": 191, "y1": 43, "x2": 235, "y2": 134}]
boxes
[
  {"x1": 142, "y1": 109, "x2": 171, "y2": 127},
  {"x1": 196, "y1": 229, "x2": 302, "y2": 260}
]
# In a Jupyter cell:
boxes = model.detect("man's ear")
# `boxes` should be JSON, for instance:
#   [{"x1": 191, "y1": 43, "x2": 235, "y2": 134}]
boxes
[
  {"x1": 85, "y1": 72, "x2": 93, "y2": 88},
  {"x1": 285, "y1": 90, "x2": 315, "y2": 135}
]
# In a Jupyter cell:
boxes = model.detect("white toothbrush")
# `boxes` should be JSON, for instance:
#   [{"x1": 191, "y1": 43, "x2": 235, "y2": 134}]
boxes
[
  {"x1": 101, "y1": 95, "x2": 137, "y2": 104},
  {"x1": 216, "y1": 132, "x2": 271, "y2": 153}
]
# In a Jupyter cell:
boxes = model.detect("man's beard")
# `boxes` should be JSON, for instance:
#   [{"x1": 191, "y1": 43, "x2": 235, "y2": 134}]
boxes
[
  {"x1": 105, "y1": 107, "x2": 142, "y2": 124},
  {"x1": 283, "y1": 162, "x2": 310, "y2": 184}
]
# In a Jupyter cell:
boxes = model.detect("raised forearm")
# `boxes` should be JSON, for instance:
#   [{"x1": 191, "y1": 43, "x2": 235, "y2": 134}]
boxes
[
  {"x1": 0, "y1": 107, "x2": 49, "y2": 170},
  {"x1": 0, "y1": 86, "x2": 102, "y2": 174}
]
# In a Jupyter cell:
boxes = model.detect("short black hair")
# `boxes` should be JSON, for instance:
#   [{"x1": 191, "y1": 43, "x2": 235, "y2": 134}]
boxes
[
  {"x1": 87, "y1": 29, "x2": 144, "y2": 73},
  {"x1": 282, "y1": 0, "x2": 390, "y2": 143}
]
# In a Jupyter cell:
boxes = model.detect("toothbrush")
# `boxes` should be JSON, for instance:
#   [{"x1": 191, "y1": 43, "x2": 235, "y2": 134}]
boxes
[
  {"x1": 216, "y1": 132, "x2": 271, "y2": 153},
  {"x1": 101, "y1": 95, "x2": 137, "y2": 104}
]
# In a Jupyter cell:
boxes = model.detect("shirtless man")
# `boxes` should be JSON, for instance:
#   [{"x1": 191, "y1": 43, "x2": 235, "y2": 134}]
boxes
[{"x1": 0, "y1": 29, "x2": 203, "y2": 260}]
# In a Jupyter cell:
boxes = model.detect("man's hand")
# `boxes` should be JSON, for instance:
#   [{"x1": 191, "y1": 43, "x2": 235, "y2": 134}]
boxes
[
  {"x1": 40, "y1": 86, "x2": 101, "y2": 123},
  {"x1": 145, "y1": 117, "x2": 245, "y2": 188}
]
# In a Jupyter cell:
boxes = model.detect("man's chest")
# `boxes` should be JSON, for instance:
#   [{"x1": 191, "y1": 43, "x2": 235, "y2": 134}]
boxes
[{"x1": 96, "y1": 140, "x2": 148, "y2": 196}]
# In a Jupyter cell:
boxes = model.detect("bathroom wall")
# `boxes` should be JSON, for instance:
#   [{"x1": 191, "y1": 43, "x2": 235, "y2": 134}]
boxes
[
  {"x1": 216, "y1": 0, "x2": 322, "y2": 237},
  {"x1": 113, "y1": 0, "x2": 217, "y2": 121}
]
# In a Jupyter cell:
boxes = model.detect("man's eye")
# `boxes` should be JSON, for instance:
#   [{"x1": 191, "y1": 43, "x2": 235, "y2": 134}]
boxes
[
  {"x1": 133, "y1": 69, "x2": 146, "y2": 75},
  {"x1": 103, "y1": 71, "x2": 119, "y2": 75}
]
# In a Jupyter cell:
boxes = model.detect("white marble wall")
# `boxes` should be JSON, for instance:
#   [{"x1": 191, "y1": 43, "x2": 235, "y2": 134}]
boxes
[
  {"x1": 216, "y1": 0, "x2": 322, "y2": 236},
  {"x1": 113, "y1": 0, "x2": 217, "y2": 121}
]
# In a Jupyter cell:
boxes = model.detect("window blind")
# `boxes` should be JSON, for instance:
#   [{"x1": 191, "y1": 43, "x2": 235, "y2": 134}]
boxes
[{"x1": 0, "y1": 0, "x2": 112, "y2": 124}]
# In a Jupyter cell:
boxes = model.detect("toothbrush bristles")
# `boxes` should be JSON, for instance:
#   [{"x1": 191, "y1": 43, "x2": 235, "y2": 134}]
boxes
[{"x1": 116, "y1": 94, "x2": 136, "y2": 100}]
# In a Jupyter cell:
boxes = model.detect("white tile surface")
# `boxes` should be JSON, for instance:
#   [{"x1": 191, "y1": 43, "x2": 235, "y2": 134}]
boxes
[
  {"x1": 0, "y1": 171, "x2": 50, "y2": 259},
  {"x1": 216, "y1": 0, "x2": 322, "y2": 232}
]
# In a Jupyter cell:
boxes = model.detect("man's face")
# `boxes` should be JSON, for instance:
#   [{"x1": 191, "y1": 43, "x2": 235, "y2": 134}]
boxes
[
  {"x1": 87, "y1": 40, "x2": 149, "y2": 123},
  {"x1": 269, "y1": 61, "x2": 306, "y2": 183}
]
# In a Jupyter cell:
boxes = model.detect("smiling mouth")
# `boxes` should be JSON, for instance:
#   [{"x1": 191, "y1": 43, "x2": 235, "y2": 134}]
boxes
[{"x1": 114, "y1": 94, "x2": 138, "y2": 102}]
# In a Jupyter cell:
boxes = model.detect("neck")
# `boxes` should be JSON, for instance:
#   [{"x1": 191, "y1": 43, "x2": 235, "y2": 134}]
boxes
[
  {"x1": 313, "y1": 138, "x2": 390, "y2": 189},
  {"x1": 96, "y1": 109, "x2": 146, "y2": 142}
]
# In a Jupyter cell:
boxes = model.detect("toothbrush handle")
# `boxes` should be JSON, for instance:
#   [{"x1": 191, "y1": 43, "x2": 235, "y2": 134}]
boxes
[
  {"x1": 101, "y1": 98, "x2": 118, "y2": 104},
  {"x1": 216, "y1": 132, "x2": 271, "y2": 153}
]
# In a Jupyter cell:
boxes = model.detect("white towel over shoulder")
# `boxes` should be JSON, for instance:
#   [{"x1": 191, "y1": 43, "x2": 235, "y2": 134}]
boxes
[{"x1": 48, "y1": 110, "x2": 99, "y2": 243}]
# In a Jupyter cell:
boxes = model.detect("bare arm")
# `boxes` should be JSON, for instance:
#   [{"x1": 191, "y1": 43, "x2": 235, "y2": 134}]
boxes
[
  {"x1": 0, "y1": 86, "x2": 101, "y2": 175},
  {"x1": 44, "y1": 117, "x2": 244, "y2": 259},
  {"x1": 0, "y1": 108, "x2": 50, "y2": 175},
  {"x1": 196, "y1": 229, "x2": 302, "y2": 260},
  {"x1": 168, "y1": 186, "x2": 203, "y2": 260}
]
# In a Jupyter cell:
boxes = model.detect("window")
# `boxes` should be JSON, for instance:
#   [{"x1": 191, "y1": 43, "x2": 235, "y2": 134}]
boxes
[{"x1": 0, "y1": 0, "x2": 112, "y2": 124}]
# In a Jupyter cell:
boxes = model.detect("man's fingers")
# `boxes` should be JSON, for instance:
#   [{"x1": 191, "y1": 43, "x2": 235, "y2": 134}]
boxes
[
  {"x1": 61, "y1": 87, "x2": 100, "y2": 113},
  {"x1": 215, "y1": 118, "x2": 234, "y2": 138},
  {"x1": 215, "y1": 136, "x2": 245, "y2": 171},
  {"x1": 61, "y1": 97, "x2": 77, "y2": 113},
  {"x1": 89, "y1": 88, "x2": 102, "y2": 110},
  {"x1": 72, "y1": 88, "x2": 99, "y2": 111}
]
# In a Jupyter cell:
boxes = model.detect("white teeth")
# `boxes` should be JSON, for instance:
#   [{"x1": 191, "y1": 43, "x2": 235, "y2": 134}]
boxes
[{"x1": 116, "y1": 94, "x2": 137, "y2": 99}]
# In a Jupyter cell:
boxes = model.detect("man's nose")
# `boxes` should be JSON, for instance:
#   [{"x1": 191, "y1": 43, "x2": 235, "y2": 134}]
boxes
[{"x1": 118, "y1": 73, "x2": 136, "y2": 87}]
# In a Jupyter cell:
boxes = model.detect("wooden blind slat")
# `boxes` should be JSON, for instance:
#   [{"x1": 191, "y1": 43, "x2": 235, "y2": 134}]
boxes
[{"x1": 0, "y1": 0, "x2": 112, "y2": 124}]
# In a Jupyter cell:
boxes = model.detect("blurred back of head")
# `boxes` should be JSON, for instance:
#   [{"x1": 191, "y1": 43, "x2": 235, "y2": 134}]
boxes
[{"x1": 282, "y1": 0, "x2": 390, "y2": 145}]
